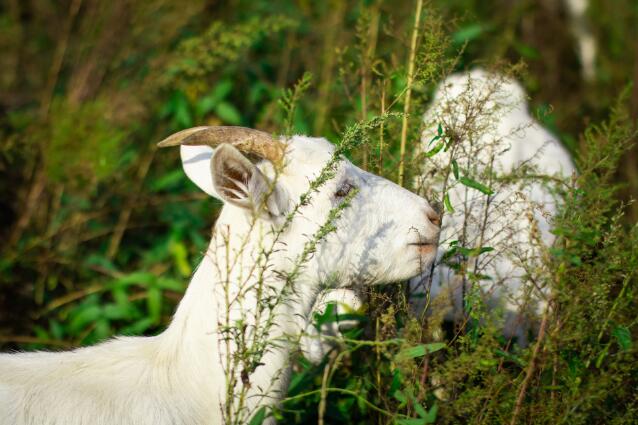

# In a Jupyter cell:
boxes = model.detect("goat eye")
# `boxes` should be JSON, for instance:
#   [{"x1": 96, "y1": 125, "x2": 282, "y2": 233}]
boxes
[{"x1": 335, "y1": 182, "x2": 355, "y2": 198}]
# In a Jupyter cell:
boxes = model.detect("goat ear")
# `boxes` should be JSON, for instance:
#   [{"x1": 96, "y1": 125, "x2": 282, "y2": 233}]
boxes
[
  {"x1": 180, "y1": 144, "x2": 220, "y2": 198},
  {"x1": 211, "y1": 144, "x2": 288, "y2": 216}
]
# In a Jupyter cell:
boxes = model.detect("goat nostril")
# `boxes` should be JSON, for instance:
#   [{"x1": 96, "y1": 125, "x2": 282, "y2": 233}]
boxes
[{"x1": 427, "y1": 210, "x2": 441, "y2": 227}]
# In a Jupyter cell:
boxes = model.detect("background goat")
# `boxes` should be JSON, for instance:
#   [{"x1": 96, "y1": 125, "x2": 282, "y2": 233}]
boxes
[
  {"x1": 304, "y1": 70, "x2": 575, "y2": 356},
  {"x1": 410, "y1": 70, "x2": 575, "y2": 345}
]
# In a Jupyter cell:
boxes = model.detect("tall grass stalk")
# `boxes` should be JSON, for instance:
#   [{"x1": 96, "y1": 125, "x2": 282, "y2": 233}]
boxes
[{"x1": 397, "y1": 0, "x2": 424, "y2": 186}]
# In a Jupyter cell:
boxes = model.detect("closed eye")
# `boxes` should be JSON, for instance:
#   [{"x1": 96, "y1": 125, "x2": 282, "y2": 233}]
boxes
[{"x1": 335, "y1": 181, "x2": 356, "y2": 198}]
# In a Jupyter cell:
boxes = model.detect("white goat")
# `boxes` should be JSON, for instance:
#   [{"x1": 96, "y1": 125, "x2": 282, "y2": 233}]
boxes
[
  {"x1": 0, "y1": 126, "x2": 440, "y2": 424},
  {"x1": 564, "y1": 0, "x2": 597, "y2": 82},
  {"x1": 305, "y1": 70, "x2": 575, "y2": 353},
  {"x1": 412, "y1": 69, "x2": 575, "y2": 344}
]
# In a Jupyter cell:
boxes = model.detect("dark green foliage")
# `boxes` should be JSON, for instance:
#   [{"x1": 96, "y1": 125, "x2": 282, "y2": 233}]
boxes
[
  {"x1": 0, "y1": 1, "x2": 637, "y2": 424},
  {"x1": 44, "y1": 100, "x2": 126, "y2": 186}
]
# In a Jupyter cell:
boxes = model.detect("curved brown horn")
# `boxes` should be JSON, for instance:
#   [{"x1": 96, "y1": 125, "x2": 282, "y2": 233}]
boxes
[{"x1": 157, "y1": 126, "x2": 285, "y2": 163}]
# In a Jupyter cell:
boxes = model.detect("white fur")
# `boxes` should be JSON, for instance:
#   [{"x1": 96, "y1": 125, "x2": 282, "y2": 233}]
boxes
[
  {"x1": 564, "y1": 0, "x2": 597, "y2": 81},
  {"x1": 411, "y1": 70, "x2": 575, "y2": 343},
  {"x1": 306, "y1": 70, "x2": 576, "y2": 353},
  {"x1": 0, "y1": 135, "x2": 439, "y2": 424},
  {"x1": 300, "y1": 288, "x2": 364, "y2": 364}
]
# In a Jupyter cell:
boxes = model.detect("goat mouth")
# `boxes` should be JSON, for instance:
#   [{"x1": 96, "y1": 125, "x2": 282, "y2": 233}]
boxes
[
  {"x1": 409, "y1": 242, "x2": 437, "y2": 255},
  {"x1": 408, "y1": 242, "x2": 436, "y2": 247}
]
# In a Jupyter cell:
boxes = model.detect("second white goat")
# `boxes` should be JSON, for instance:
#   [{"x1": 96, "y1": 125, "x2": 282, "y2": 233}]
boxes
[
  {"x1": 409, "y1": 70, "x2": 575, "y2": 345},
  {"x1": 304, "y1": 70, "x2": 575, "y2": 354}
]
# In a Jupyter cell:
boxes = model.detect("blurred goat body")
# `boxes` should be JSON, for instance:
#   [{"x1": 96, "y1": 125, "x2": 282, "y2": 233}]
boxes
[
  {"x1": 411, "y1": 69, "x2": 575, "y2": 344},
  {"x1": 0, "y1": 128, "x2": 439, "y2": 424}
]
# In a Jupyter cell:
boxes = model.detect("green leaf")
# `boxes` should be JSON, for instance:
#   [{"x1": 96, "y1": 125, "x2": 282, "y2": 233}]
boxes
[
  {"x1": 468, "y1": 272, "x2": 492, "y2": 281},
  {"x1": 514, "y1": 41, "x2": 540, "y2": 60},
  {"x1": 356, "y1": 387, "x2": 368, "y2": 413},
  {"x1": 480, "y1": 358, "x2": 498, "y2": 368},
  {"x1": 84, "y1": 254, "x2": 118, "y2": 273},
  {"x1": 112, "y1": 271, "x2": 156, "y2": 288},
  {"x1": 612, "y1": 326, "x2": 632, "y2": 350},
  {"x1": 103, "y1": 303, "x2": 137, "y2": 320},
  {"x1": 444, "y1": 193, "x2": 454, "y2": 213},
  {"x1": 313, "y1": 303, "x2": 336, "y2": 328},
  {"x1": 169, "y1": 240, "x2": 191, "y2": 277},
  {"x1": 428, "y1": 134, "x2": 441, "y2": 146},
  {"x1": 424, "y1": 403, "x2": 438, "y2": 423},
  {"x1": 33, "y1": 326, "x2": 50, "y2": 341},
  {"x1": 147, "y1": 286, "x2": 163, "y2": 323},
  {"x1": 402, "y1": 402, "x2": 438, "y2": 424},
  {"x1": 112, "y1": 287, "x2": 132, "y2": 310},
  {"x1": 211, "y1": 80, "x2": 233, "y2": 102},
  {"x1": 248, "y1": 407, "x2": 267, "y2": 425},
  {"x1": 150, "y1": 170, "x2": 186, "y2": 192},
  {"x1": 397, "y1": 342, "x2": 446, "y2": 360},
  {"x1": 196, "y1": 81, "x2": 233, "y2": 118},
  {"x1": 495, "y1": 349, "x2": 525, "y2": 367},
  {"x1": 459, "y1": 176, "x2": 494, "y2": 195},
  {"x1": 121, "y1": 317, "x2": 154, "y2": 335},
  {"x1": 426, "y1": 142, "x2": 445, "y2": 158},
  {"x1": 287, "y1": 368, "x2": 316, "y2": 396},
  {"x1": 595, "y1": 345, "x2": 609, "y2": 368},
  {"x1": 215, "y1": 101, "x2": 242, "y2": 125},
  {"x1": 413, "y1": 399, "x2": 428, "y2": 418},
  {"x1": 388, "y1": 368, "x2": 403, "y2": 396},
  {"x1": 396, "y1": 419, "x2": 427, "y2": 425},
  {"x1": 49, "y1": 320, "x2": 64, "y2": 340},
  {"x1": 337, "y1": 397, "x2": 356, "y2": 418},
  {"x1": 156, "y1": 277, "x2": 185, "y2": 292},
  {"x1": 452, "y1": 23, "x2": 485, "y2": 44},
  {"x1": 94, "y1": 319, "x2": 111, "y2": 340},
  {"x1": 248, "y1": 81, "x2": 269, "y2": 106},
  {"x1": 459, "y1": 246, "x2": 494, "y2": 257},
  {"x1": 165, "y1": 90, "x2": 192, "y2": 128},
  {"x1": 393, "y1": 389, "x2": 408, "y2": 407},
  {"x1": 69, "y1": 305, "x2": 103, "y2": 334},
  {"x1": 334, "y1": 313, "x2": 367, "y2": 323},
  {"x1": 451, "y1": 160, "x2": 459, "y2": 180},
  {"x1": 195, "y1": 94, "x2": 219, "y2": 118}
]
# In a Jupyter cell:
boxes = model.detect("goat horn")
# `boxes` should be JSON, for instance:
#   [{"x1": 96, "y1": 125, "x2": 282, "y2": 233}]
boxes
[{"x1": 157, "y1": 126, "x2": 285, "y2": 163}]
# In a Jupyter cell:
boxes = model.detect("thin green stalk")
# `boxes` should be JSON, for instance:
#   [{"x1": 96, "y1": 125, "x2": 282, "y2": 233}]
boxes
[
  {"x1": 397, "y1": 0, "x2": 424, "y2": 186},
  {"x1": 284, "y1": 388, "x2": 410, "y2": 419}
]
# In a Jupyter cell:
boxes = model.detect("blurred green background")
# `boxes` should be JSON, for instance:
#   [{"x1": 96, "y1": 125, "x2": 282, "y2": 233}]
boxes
[{"x1": 0, "y1": 1, "x2": 637, "y2": 423}]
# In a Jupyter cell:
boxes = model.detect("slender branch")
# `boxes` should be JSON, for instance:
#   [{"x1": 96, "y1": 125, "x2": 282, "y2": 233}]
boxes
[
  {"x1": 40, "y1": 0, "x2": 83, "y2": 118},
  {"x1": 0, "y1": 335, "x2": 74, "y2": 348},
  {"x1": 107, "y1": 149, "x2": 156, "y2": 258},
  {"x1": 510, "y1": 301, "x2": 551, "y2": 425},
  {"x1": 596, "y1": 273, "x2": 632, "y2": 343},
  {"x1": 318, "y1": 350, "x2": 338, "y2": 425},
  {"x1": 378, "y1": 81, "x2": 386, "y2": 176},
  {"x1": 397, "y1": 0, "x2": 424, "y2": 186},
  {"x1": 284, "y1": 387, "x2": 409, "y2": 419}
]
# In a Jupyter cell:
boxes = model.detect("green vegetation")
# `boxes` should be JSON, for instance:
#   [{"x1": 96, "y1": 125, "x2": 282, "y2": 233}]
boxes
[{"x1": 1, "y1": 1, "x2": 637, "y2": 423}]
